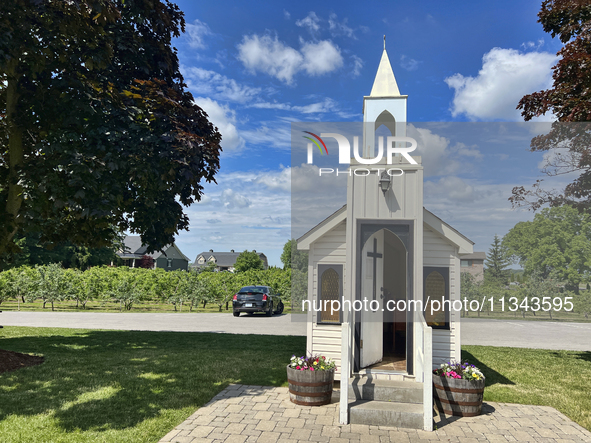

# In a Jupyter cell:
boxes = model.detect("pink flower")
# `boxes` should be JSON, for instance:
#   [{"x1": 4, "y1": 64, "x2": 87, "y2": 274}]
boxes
[
  {"x1": 296, "y1": 366, "x2": 300, "y2": 370},
  {"x1": 310, "y1": 367, "x2": 314, "y2": 371}
]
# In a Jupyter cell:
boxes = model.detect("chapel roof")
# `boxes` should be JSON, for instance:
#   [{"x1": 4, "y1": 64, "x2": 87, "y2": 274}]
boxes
[{"x1": 369, "y1": 40, "x2": 401, "y2": 97}]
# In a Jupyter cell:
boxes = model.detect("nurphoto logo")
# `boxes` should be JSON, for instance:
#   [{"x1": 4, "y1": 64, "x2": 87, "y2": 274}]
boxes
[{"x1": 303, "y1": 131, "x2": 418, "y2": 177}]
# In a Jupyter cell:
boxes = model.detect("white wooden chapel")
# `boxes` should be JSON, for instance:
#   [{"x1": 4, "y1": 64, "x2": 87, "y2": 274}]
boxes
[{"x1": 297, "y1": 42, "x2": 474, "y2": 430}]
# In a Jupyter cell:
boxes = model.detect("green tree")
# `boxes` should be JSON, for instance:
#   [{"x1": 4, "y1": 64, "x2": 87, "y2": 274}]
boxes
[
  {"x1": 281, "y1": 239, "x2": 308, "y2": 272},
  {"x1": 512, "y1": 0, "x2": 591, "y2": 210},
  {"x1": 234, "y1": 251, "x2": 264, "y2": 272},
  {"x1": 522, "y1": 271, "x2": 563, "y2": 319},
  {"x1": 110, "y1": 268, "x2": 143, "y2": 311},
  {"x1": 575, "y1": 289, "x2": 591, "y2": 319},
  {"x1": 0, "y1": 232, "x2": 120, "y2": 270},
  {"x1": 484, "y1": 234, "x2": 511, "y2": 285},
  {"x1": 34, "y1": 263, "x2": 73, "y2": 311},
  {"x1": 503, "y1": 206, "x2": 591, "y2": 293},
  {"x1": 460, "y1": 272, "x2": 481, "y2": 317},
  {"x1": 0, "y1": 0, "x2": 222, "y2": 258}
]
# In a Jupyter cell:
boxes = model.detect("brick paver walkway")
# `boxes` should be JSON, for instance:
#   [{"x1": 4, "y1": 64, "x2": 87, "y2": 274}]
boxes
[{"x1": 159, "y1": 384, "x2": 591, "y2": 443}]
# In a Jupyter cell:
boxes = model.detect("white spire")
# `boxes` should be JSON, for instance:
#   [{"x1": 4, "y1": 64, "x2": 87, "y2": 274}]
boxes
[{"x1": 369, "y1": 37, "x2": 401, "y2": 97}]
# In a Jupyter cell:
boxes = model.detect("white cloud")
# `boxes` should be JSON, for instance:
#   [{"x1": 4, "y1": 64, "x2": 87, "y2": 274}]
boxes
[
  {"x1": 185, "y1": 19, "x2": 212, "y2": 49},
  {"x1": 445, "y1": 47, "x2": 557, "y2": 121},
  {"x1": 283, "y1": 10, "x2": 291, "y2": 20},
  {"x1": 407, "y1": 125, "x2": 483, "y2": 177},
  {"x1": 249, "y1": 98, "x2": 347, "y2": 117},
  {"x1": 351, "y1": 55, "x2": 363, "y2": 77},
  {"x1": 424, "y1": 176, "x2": 475, "y2": 202},
  {"x1": 400, "y1": 55, "x2": 420, "y2": 71},
  {"x1": 328, "y1": 13, "x2": 355, "y2": 38},
  {"x1": 301, "y1": 40, "x2": 344, "y2": 75},
  {"x1": 193, "y1": 97, "x2": 244, "y2": 151},
  {"x1": 183, "y1": 67, "x2": 261, "y2": 103},
  {"x1": 296, "y1": 12, "x2": 321, "y2": 34},
  {"x1": 255, "y1": 166, "x2": 291, "y2": 192},
  {"x1": 241, "y1": 123, "x2": 292, "y2": 150},
  {"x1": 423, "y1": 180, "x2": 535, "y2": 252},
  {"x1": 180, "y1": 169, "x2": 293, "y2": 266},
  {"x1": 237, "y1": 34, "x2": 343, "y2": 84},
  {"x1": 221, "y1": 188, "x2": 251, "y2": 209},
  {"x1": 521, "y1": 40, "x2": 545, "y2": 51}
]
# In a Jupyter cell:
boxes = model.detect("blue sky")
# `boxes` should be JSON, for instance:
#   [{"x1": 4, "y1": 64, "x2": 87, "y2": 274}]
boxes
[{"x1": 169, "y1": 0, "x2": 566, "y2": 267}]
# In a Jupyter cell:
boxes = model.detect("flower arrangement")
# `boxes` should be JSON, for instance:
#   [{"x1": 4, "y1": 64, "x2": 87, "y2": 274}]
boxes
[
  {"x1": 289, "y1": 354, "x2": 336, "y2": 372},
  {"x1": 433, "y1": 361, "x2": 484, "y2": 381}
]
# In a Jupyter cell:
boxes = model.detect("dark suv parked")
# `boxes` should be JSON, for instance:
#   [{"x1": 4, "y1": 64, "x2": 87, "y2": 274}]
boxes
[{"x1": 232, "y1": 285, "x2": 284, "y2": 317}]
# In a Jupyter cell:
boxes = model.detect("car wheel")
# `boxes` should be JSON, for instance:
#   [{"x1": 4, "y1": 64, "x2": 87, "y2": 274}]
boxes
[
  {"x1": 275, "y1": 302, "x2": 284, "y2": 315},
  {"x1": 233, "y1": 311, "x2": 240, "y2": 317},
  {"x1": 266, "y1": 303, "x2": 273, "y2": 316}
]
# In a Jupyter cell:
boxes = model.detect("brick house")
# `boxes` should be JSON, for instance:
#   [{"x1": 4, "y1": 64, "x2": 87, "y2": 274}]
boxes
[{"x1": 459, "y1": 252, "x2": 485, "y2": 282}]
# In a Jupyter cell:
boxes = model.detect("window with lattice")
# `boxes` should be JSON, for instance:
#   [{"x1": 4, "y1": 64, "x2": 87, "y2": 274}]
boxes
[
  {"x1": 424, "y1": 267, "x2": 449, "y2": 329},
  {"x1": 317, "y1": 264, "x2": 343, "y2": 324}
]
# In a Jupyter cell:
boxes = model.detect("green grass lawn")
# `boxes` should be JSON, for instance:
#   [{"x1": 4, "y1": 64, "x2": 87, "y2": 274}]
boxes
[
  {"x1": 0, "y1": 327, "x2": 306, "y2": 443},
  {"x1": 1, "y1": 329, "x2": 590, "y2": 442},
  {"x1": 0, "y1": 300, "x2": 295, "y2": 314},
  {"x1": 463, "y1": 345, "x2": 591, "y2": 431}
]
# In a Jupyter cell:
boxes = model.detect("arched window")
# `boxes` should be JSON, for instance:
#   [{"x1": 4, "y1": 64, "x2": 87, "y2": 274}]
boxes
[
  {"x1": 318, "y1": 265, "x2": 343, "y2": 324},
  {"x1": 424, "y1": 268, "x2": 449, "y2": 329}
]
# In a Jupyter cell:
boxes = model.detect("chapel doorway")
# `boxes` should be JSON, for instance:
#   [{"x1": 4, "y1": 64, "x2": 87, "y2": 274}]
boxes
[{"x1": 359, "y1": 227, "x2": 408, "y2": 372}]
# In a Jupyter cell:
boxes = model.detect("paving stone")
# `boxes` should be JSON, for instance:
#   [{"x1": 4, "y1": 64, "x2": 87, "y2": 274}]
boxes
[
  {"x1": 188, "y1": 426, "x2": 215, "y2": 438},
  {"x1": 255, "y1": 420, "x2": 277, "y2": 432},
  {"x1": 290, "y1": 428, "x2": 312, "y2": 440},
  {"x1": 159, "y1": 385, "x2": 591, "y2": 443},
  {"x1": 285, "y1": 418, "x2": 306, "y2": 428},
  {"x1": 321, "y1": 425, "x2": 341, "y2": 438},
  {"x1": 256, "y1": 431, "x2": 281, "y2": 443}
]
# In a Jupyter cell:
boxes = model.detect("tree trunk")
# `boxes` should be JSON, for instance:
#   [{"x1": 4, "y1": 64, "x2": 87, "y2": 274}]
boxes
[
  {"x1": 51, "y1": 301, "x2": 54, "y2": 312},
  {"x1": 549, "y1": 309, "x2": 553, "y2": 320},
  {"x1": 1, "y1": 60, "x2": 24, "y2": 254},
  {"x1": 179, "y1": 301, "x2": 182, "y2": 312},
  {"x1": 202, "y1": 300, "x2": 207, "y2": 308},
  {"x1": 225, "y1": 301, "x2": 229, "y2": 311},
  {"x1": 43, "y1": 300, "x2": 47, "y2": 309}
]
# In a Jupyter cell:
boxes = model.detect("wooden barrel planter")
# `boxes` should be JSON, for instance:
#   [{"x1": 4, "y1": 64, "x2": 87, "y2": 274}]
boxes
[
  {"x1": 287, "y1": 366, "x2": 335, "y2": 406},
  {"x1": 433, "y1": 374, "x2": 485, "y2": 417}
]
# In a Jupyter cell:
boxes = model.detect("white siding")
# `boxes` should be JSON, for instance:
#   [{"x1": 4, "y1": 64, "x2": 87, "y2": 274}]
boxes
[
  {"x1": 308, "y1": 221, "x2": 347, "y2": 379},
  {"x1": 423, "y1": 225, "x2": 461, "y2": 368}
]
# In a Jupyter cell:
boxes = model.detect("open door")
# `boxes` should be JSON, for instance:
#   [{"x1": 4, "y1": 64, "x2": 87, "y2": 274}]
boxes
[{"x1": 360, "y1": 230, "x2": 384, "y2": 368}]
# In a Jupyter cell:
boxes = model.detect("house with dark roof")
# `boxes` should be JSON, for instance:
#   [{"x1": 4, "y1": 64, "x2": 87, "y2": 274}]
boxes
[
  {"x1": 191, "y1": 249, "x2": 268, "y2": 272},
  {"x1": 117, "y1": 236, "x2": 190, "y2": 271}
]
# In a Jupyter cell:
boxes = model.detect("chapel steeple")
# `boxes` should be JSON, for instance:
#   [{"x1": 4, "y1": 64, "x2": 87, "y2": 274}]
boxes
[
  {"x1": 362, "y1": 37, "x2": 408, "y2": 158},
  {"x1": 369, "y1": 36, "x2": 401, "y2": 97}
]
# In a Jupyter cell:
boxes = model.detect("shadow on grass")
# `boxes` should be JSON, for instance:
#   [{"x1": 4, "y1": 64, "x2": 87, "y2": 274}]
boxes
[
  {"x1": 550, "y1": 350, "x2": 591, "y2": 363},
  {"x1": 0, "y1": 330, "x2": 306, "y2": 433},
  {"x1": 461, "y1": 350, "x2": 514, "y2": 387}
]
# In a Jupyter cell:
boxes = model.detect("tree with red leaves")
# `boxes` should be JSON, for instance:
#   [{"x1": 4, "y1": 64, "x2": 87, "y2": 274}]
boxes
[
  {"x1": 512, "y1": 0, "x2": 591, "y2": 211},
  {"x1": 0, "y1": 0, "x2": 222, "y2": 259}
]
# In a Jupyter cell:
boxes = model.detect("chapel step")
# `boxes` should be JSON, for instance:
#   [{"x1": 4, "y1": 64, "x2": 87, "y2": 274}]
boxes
[
  {"x1": 348, "y1": 377, "x2": 423, "y2": 403},
  {"x1": 349, "y1": 400, "x2": 423, "y2": 429}
]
